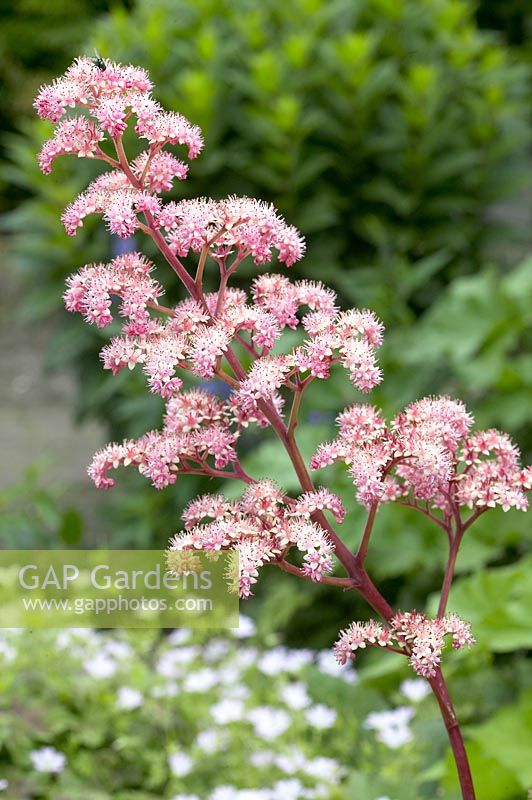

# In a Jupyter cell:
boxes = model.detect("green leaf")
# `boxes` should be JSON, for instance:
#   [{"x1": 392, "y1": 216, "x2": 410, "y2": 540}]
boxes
[
  {"x1": 58, "y1": 508, "x2": 84, "y2": 546},
  {"x1": 468, "y1": 691, "x2": 532, "y2": 789},
  {"x1": 430, "y1": 555, "x2": 532, "y2": 652},
  {"x1": 442, "y1": 740, "x2": 521, "y2": 799}
]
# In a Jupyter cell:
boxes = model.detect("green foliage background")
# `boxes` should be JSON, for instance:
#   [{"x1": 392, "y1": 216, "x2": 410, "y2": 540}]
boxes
[{"x1": 1, "y1": 0, "x2": 531, "y2": 797}]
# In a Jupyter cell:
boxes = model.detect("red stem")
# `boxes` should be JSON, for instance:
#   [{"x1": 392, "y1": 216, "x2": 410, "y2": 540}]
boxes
[
  {"x1": 429, "y1": 667, "x2": 476, "y2": 799},
  {"x1": 437, "y1": 524, "x2": 464, "y2": 618},
  {"x1": 355, "y1": 501, "x2": 378, "y2": 564}
]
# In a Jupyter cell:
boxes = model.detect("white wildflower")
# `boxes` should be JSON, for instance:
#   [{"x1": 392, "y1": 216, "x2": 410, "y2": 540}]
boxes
[
  {"x1": 305, "y1": 704, "x2": 337, "y2": 729},
  {"x1": 211, "y1": 698, "x2": 245, "y2": 724},
  {"x1": 280, "y1": 682, "x2": 311, "y2": 710},
  {"x1": 248, "y1": 706, "x2": 291, "y2": 740},
  {"x1": 184, "y1": 667, "x2": 219, "y2": 692},
  {"x1": 316, "y1": 649, "x2": 358, "y2": 683},
  {"x1": 168, "y1": 751, "x2": 193, "y2": 777},
  {"x1": 400, "y1": 678, "x2": 431, "y2": 703},
  {"x1": 232, "y1": 614, "x2": 256, "y2": 638},
  {"x1": 30, "y1": 747, "x2": 67, "y2": 774},
  {"x1": 364, "y1": 707, "x2": 415, "y2": 749},
  {"x1": 117, "y1": 686, "x2": 143, "y2": 710},
  {"x1": 83, "y1": 652, "x2": 117, "y2": 679}
]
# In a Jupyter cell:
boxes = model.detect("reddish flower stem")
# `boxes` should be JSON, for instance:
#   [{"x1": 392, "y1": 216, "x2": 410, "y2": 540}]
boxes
[
  {"x1": 429, "y1": 667, "x2": 476, "y2": 799},
  {"x1": 355, "y1": 501, "x2": 378, "y2": 564}
]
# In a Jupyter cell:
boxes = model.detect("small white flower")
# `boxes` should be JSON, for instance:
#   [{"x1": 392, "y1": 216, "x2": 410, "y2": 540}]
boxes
[
  {"x1": 167, "y1": 629, "x2": 191, "y2": 645},
  {"x1": 230, "y1": 647, "x2": 258, "y2": 670},
  {"x1": 196, "y1": 729, "x2": 225, "y2": 754},
  {"x1": 309, "y1": 785, "x2": 333, "y2": 799},
  {"x1": 215, "y1": 665, "x2": 237, "y2": 685},
  {"x1": 274, "y1": 748, "x2": 306, "y2": 774},
  {"x1": 0, "y1": 642, "x2": 16, "y2": 662},
  {"x1": 238, "y1": 791, "x2": 272, "y2": 800},
  {"x1": 248, "y1": 706, "x2": 291, "y2": 740},
  {"x1": 222, "y1": 683, "x2": 250, "y2": 701},
  {"x1": 258, "y1": 646, "x2": 312, "y2": 675},
  {"x1": 272, "y1": 779, "x2": 304, "y2": 799},
  {"x1": 257, "y1": 648, "x2": 287, "y2": 675},
  {"x1": 104, "y1": 640, "x2": 132, "y2": 660},
  {"x1": 168, "y1": 751, "x2": 193, "y2": 777},
  {"x1": 304, "y1": 757, "x2": 343, "y2": 782},
  {"x1": 152, "y1": 681, "x2": 178, "y2": 698},
  {"x1": 184, "y1": 667, "x2": 219, "y2": 692},
  {"x1": 209, "y1": 788, "x2": 239, "y2": 800},
  {"x1": 157, "y1": 646, "x2": 198, "y2": 678},
  {"x1": 211, "y1": 698, "x2": 245, "y2": 724},
  {"x1": 232, "y1": 614, "x2": 256, "y2": 638},
  {"x1": 250, "y1": 750, "x2": 275, "y2": 768},
  {"x1": 0, "y1": 779, "x2": 8, "y2": 791},
  {"x1": 203, "y1": 639, "x2": 230, "y2": 661},
  {"x1": 305, "y1": 704, "x2": 337, "y2": 729},
  {"x1": 117, "y1": 686, "x2": 143, "y2": 710},
  {"x1": 57, "y1": 628, "x2": 97, "y2": 647},
  {"x1": 400, "y1": 678, "x2": 431, "y2": 703},
  {"x1": 282, "y1": 649, "x2": 314, "y2": 671},
  {"x1": 55, "y1": 631, "x2": 73, "y2": 650},
  {"x1": 316, "y1": 650, "x2": 358, "y2": 683},
  {"x1": 30, "y1": 747, "x2": 67, "y2": 774},
  {"x1": 280, "y1": 682, "x2": 311, "y2": 710},
  {"x1": 364, "y1": 707, "x2": 415, "y2": 749},
  {"x1": 376, "y1": 726, "x2": 412, "y2": 749},
  {"x1": 171, "y1": 795, "x2": 199, "y2": 800},
  {"x1": 83, "y1": 653, "x2": 117, "y2": 679}
]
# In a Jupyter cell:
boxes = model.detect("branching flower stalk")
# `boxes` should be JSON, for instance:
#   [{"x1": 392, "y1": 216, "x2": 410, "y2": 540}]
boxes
[{"x1": 35, "y1": 58, "x2": 532, "y2": 800}]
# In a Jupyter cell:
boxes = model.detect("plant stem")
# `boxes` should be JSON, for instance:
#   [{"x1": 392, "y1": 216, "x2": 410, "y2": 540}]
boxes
[
  {"x1": 113, "y1": 135, "x2": 200, "y2": 300},
  {"x1": 276, "y1": 558, "x2": 356, "y2": 588},
  {"x1": 438, "y1": 522, "x2": 465, "y2": 618},
  {"x1": 195, "y1": 244, "x2": 209, "y2": 290},
  {"x1": 355, "y1": 501, "x2": 378, "y2": 564},
  {"x1": 287, "y1": 386, "x2": 303, "y2": 438},
  {"x1": 429, "y1": 667, "x2": 476, "y2": 799}
]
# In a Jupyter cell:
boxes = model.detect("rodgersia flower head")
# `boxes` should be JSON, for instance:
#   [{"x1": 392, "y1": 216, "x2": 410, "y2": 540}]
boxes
[
  {"x1": 311, "y1": 396, "x2": 530, "y2": 517},
  {"x1": 168, "y1": 482, "x2": 341, "y2": 598},
  {"x1": 335, "y1": 612, "x2": 475, "y2": 678}
]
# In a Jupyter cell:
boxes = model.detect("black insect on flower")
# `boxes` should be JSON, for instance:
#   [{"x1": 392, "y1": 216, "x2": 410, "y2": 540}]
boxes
[{"x1": 91, "y1": 49, "x2": 106, "y2": 71}]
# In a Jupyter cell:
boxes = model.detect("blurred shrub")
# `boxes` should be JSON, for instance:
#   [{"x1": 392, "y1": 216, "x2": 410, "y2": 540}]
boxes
[
  {"x1": 94, "y1": 0, "x2": 531, "y2": 293},
  {"x1": 0, "y1": 0, "x2": 127, "y2": 211},
  {"x1": 0, "y1": 465, "x2": 83, "y2": 549},
  {"x1": 476, "y1": 0, "x2": 532, "y2": 46},
  {"x1": 1, "y1": 623, "x2": 529, "y2": 798}
]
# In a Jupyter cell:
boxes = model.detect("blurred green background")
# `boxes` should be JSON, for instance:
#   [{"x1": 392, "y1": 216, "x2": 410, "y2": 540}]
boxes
[{"x1": 0, "y1": 0, "x2": 531, "y2": 797}]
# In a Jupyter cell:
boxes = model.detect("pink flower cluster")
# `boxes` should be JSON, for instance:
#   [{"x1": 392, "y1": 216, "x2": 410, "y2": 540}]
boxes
[
  {"x1": 63, "y1": 252, "x2": 162, "y2": 334},
  {"x1": 35, "y1": 58, "x2": 304, "y2": 272},
  {"x1": 38, "y1": 117, "x2": 104, "y2": 174},
  {"x1": 335, "y1": 612, "x2": 475, "y2": 677},
  {"x1": 88, "y1": 389, "x2": 237, "y2": 490},
  {"x1": 158, "y1": 196, "x2": 305, "y2": 267},
  {"x1": 311, "y1": 397, "x2": 530, "y2": 515},
  {"x1": 62, "y1": 262, "x2": 385, "y2": 401},
  {"x1": 37, "y1": 60, "x2": 531, "y2": 692},
  {"x1": 61, "y1": 171, "x2": 163, "y2": 237},
  {"x1": 35, "y1": 56, "x2": 202, "y2": 164},
  {"x1": 169, "y1": 481, "x2": 343, "y2": 597}
]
